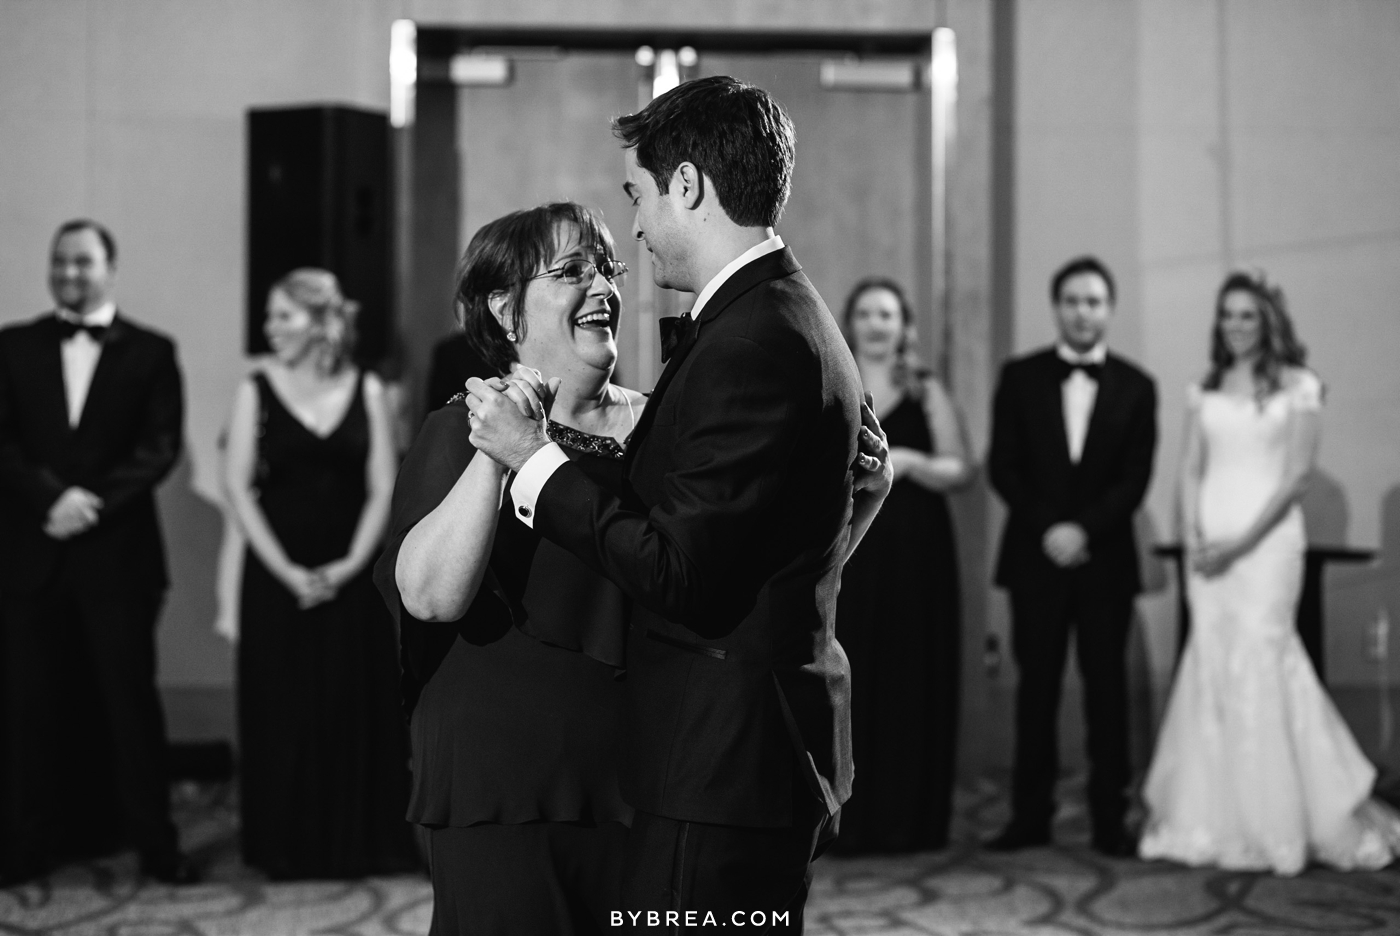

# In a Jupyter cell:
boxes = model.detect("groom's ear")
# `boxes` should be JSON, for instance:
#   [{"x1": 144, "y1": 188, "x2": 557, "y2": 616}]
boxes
[{"x1": 672, "y1": 162, "x2": 704, "y2": 211}]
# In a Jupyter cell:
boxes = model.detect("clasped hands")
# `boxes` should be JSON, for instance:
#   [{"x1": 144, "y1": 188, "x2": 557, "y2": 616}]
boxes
[
  {"x1": 1042, "y1": 524, "x2": 1247, "y2": 575},
  {"x1": 1189, "y1": 536, "x2": 1248, "y2": 578},
  {"x1": 1043, "y1": 522, "x2": 1090, "y2": 568},
  {"x1": 45, "y1": 486, "x2": 103, "y2": 539},
  {"x1": 464, "y1": 367, "x2": 562, "y2": 472},
  {"x1": 465, "y1": 369, "x2": 893, "y2": 494},
  {"x1": 281, "y1": 557, "x2": 359, "y2": 610}
]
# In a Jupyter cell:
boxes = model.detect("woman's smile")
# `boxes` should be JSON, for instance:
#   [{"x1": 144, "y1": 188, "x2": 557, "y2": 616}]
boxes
[{"x1": 572, "y1": 305, "x2": 615, "y2": 332}]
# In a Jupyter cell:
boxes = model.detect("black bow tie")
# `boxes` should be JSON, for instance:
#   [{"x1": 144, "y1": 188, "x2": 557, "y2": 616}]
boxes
[
  {"x1": 58, "y1": 319, "x2": 109, "y2": 342},
  {"x1": 1056, "y1": 358, "x2": 1103, "y2": 382},
  {"x1": 659, "y1": 315, "x2": 697, "y2": 364}
]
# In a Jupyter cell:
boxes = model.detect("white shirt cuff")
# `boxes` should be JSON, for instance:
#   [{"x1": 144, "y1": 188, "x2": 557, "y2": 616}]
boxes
[{"x1": 509, "y1": 441, "x2": 570, "y2": 528}]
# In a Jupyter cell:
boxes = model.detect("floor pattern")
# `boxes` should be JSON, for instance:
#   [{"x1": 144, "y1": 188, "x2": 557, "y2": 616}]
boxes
[{"x1": 3, "y1": 777, "x2": 1399, "y2": 935}]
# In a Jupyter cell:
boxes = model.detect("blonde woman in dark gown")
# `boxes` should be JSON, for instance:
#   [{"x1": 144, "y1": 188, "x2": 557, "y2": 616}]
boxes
[{"x1": 224, "y1": 268, "x2": 416, "y2": 879}]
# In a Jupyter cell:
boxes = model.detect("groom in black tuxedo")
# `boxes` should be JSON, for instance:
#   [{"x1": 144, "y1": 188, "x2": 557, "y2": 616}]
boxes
[
  {"x1": 466, "y1": 76, "x2": 885, "y2": 929},
  {"x1": 0, "y1": 220, "x2": 192, "y2": 883},
  {"x1": 986, "y1": 256, "x2": 1156, "y2": 856}
]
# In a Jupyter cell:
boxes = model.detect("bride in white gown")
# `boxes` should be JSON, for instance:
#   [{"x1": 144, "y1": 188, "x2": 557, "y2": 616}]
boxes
[{"x1": 1139, "y1": 272, "x2": 1400, "y2": 876}]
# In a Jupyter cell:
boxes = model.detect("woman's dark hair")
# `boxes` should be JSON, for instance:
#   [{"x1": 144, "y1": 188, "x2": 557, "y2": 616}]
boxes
[
  {"x1": 455, "y1": 202, "x2": 617, "y2": 376},
  {"x1": 613, "y1": 75, "x2": 795, "y2": 229},
  {"x1": 1050, "y1": 255, "x2": 1116, "y2": 305},
  {"x1": 1203, "y1": 270, "x2": 1307, "y2": 397}
]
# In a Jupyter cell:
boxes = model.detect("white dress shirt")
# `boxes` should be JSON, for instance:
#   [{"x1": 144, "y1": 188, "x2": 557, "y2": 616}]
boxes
[
  {"x1": 1057, "y1": 341, "x2": 1106, "y2": 465},
  {"x1": 508, "y1": 235, "x2": 787, "y2": 528},
  {"x1": 58, "y1": 301, "x2": 116, "y2": 428},
  {"x1": 682, "y1": 234, "x2": 785, "y2": 326}
]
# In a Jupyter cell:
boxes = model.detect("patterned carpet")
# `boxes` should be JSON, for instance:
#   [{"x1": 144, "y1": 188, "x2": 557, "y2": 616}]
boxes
[{"x1": 3, "y1": 777, "x2": 1399, "y2": 936}]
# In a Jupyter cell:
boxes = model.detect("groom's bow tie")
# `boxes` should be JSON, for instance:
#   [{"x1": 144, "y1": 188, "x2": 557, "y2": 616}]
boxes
[
  {"x1": 1055, "y1": 357, "x2": 1103, "y2": 382},
  {"x1": 659, "y1": 314, "x2": 697, "y2": 364},
  {"x1": 58, "y1": 319, "x2": 109, "y2": 342}
]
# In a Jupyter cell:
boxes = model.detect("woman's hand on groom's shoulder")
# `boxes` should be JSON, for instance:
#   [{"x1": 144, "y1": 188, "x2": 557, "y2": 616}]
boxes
[{"x1": 853, "y1": 393, "x2": 893, "y2": 501}]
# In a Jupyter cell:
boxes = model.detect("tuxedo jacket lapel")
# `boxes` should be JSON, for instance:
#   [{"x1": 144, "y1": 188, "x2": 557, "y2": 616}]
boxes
[
  {"x1": 626, "y1": 321, "x2": 699, "y2": 470},
  {"x1": 33, "y1": 316, "x2": 74, "y2": 436},
  {"x1": 694, "y1": 248, "x2": 801, "y2": 330},
  {"x1": 74, "y1": 314, "x2": 131, "y2": 436},
  {"x1": 1077, "y1": 358, "x2": 1121, "y2": 471},
  {"x1": 625, "y1": 248, "x2": 801, "y2": 472},
  {"x1": 1035, "y1": 356, "x2": 1073, "y2": 469}
]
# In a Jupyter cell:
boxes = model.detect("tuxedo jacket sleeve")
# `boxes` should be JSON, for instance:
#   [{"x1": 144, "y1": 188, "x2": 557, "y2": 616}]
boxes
[
  {"x1": 90, "y1": 334, "x2": 183, "y2": 517},
  {"x1": 529, "y1": 249, "x2": 861, "y2": 826},
  {"x1": 535, "y1": 333, "x2": 803, "y2": 638},
  {"x1": 988, "y1": 361, "x2": 1059, "y2": 535},
  {"x1": 0, "y1": 331, "x2": 67, "y2": 515}
]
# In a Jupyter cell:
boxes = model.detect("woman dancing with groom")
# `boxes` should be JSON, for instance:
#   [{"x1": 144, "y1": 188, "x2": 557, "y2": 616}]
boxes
[{"x1": 377, "y1": 76, "x2": 891, "y2": 934}]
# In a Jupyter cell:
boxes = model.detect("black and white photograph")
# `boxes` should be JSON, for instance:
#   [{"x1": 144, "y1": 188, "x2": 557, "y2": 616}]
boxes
[{"x1": 2, "y1": 1, "x2": 1399, "y2": 934}]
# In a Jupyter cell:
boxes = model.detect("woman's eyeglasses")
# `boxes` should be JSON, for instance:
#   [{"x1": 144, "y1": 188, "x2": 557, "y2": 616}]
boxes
[{"x1": 527, "y1": 257, "x2": 628, "y2": 287}]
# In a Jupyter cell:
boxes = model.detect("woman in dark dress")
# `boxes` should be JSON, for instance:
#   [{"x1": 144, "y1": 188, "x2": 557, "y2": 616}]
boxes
[
  {"x1": 833, "y1": 278, "x2": 975, "y2": 854},
  {"x1": 224, "y1": 268, "x2": 417, "y2": 879},
  {"x1": 375, "y1": 203, "x2": 643, "y2": 935}
]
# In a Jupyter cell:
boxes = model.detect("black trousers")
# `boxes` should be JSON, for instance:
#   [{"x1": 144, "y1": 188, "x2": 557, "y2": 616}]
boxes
[
  {"x1": 427, "y1": 821, "x2": 628, "y2": 936},
  {"x1": 1, "y1": 574, "x2": 176, "y2": 875},
  {"x1": 1008, "y1": 584, "x2": 1133, "y2": 835},
  {"x1": 617, "y1": 783, "x2": 837, "y2": 934}
]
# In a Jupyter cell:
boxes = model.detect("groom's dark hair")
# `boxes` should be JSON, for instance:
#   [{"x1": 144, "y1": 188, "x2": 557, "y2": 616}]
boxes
[{"x1": 613, "y1": 75, "x2": 795, "y2": 228}]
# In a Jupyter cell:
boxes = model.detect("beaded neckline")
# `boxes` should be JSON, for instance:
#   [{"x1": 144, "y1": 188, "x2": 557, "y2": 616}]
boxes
[
  {"x1": 444, "y1": 392, "x2": 627, "y2": 460},
  {"x1": 547, "y1": 420, "x2": 627, "y2": 460}
]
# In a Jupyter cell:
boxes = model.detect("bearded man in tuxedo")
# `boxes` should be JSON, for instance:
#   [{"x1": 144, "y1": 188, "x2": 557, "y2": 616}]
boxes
[{"x1": 0, "y1": 220, "x2": 193, "y2": 883}]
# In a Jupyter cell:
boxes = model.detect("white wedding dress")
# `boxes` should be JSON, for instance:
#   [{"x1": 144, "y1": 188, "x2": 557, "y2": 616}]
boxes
[{"x1": 1139, "y1": 371, "x2": 1400, "y2": 875}]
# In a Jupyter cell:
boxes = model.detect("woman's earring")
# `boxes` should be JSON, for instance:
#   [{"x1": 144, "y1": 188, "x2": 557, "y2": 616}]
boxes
[{"x1": 506, "y1": 330, "x2": 517, "y2": 342}]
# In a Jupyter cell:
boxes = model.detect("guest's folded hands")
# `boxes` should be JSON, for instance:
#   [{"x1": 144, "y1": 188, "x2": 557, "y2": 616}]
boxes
[
  {"x1": 1192, "y1": 538, "x2": 1246, "y2": 578},
  {"x1": 44, "y1": 486, "x2": 103, "y2": 539},
  {"x1": 282, "y1": 563, "x2": 336, "y2": 609},
  {"x1": 1042, "y1": 521, "x2": 1089, "y2": 567}
]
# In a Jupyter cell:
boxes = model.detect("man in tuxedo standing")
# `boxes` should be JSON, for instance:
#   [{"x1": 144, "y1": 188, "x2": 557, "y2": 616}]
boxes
[
  {"x1": 0, "y1": 220, "x2": 192, "y2": 883},
  {"x1": 466, "y1": 76, "x2": 888, "y2": 929},
  {"x1": 986, "y1": 256, "x2": 1156, "y2": 856}
]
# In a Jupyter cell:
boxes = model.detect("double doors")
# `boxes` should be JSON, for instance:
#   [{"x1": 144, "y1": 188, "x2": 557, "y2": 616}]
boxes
[{"x1": 449, "y1": 49, "x2": 932, "y2": 389}]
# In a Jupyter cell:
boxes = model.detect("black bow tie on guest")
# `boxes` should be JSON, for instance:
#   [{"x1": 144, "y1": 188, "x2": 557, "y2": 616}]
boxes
[
  {"x1": 659, "y1": 314, "x2": 697, "y2": 364},
  {"x1": 1055, "y1": 357, "x2": 1103, "y2": 382},
  {"x1": 58, "y1": 319, "x2": 109, "y2": 342}
]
